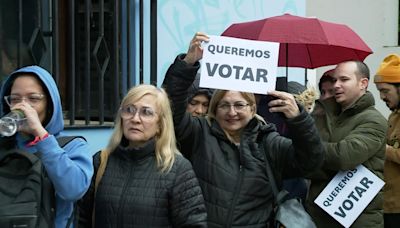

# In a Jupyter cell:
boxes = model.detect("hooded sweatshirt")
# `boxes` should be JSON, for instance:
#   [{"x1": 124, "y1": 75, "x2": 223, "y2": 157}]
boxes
[{"x1": 0, "y1": 65, "x2": 93, "y2": 228}]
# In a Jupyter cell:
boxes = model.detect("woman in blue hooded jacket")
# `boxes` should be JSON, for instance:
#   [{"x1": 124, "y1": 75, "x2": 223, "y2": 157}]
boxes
[{"x1": 0, "y1": 65, "x2": 93, "y2": 227}]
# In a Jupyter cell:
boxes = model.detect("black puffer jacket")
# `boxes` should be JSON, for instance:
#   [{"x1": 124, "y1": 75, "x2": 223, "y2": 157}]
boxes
[
  {"x1": 163, "y1": 54, "x2": 325, "y2": 228},
  {"x1": 78, "y1": 140, "x2": 207, "y2": 227}
]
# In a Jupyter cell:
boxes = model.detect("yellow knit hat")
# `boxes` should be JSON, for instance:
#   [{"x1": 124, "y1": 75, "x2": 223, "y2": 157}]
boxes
[{"x1": 374, "y1": 54, "x2": 400, "y2": 83}]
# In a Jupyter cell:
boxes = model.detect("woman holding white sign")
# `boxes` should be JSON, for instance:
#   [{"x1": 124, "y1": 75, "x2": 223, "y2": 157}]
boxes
[{"x1": 162, "y1": 32, "x2": 325, "y2": 227}]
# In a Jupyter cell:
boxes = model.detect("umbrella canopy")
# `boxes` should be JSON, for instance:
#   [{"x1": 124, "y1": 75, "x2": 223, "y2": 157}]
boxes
[{"x1": 221, "y1": 13, "x2": 373, "y2": 69}]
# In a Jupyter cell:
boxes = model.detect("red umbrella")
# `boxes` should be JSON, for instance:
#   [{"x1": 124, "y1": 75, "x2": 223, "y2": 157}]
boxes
[{"x1": 221, "y1": 13, "x2": 373, "y2": 69}]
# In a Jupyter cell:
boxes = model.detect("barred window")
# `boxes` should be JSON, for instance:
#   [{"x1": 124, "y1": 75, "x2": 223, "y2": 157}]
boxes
[{"x1": 0, "y1": 0, "x2": 157, "y2": 128}]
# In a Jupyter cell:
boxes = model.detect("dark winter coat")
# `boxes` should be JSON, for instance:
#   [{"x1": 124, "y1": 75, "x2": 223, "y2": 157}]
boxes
[
  {"x1": 78, "y1": 140, "x2": 207, "y2": 228},
  {"x1": 163, "y1": 54, "x2": 325, "y2": 228}
]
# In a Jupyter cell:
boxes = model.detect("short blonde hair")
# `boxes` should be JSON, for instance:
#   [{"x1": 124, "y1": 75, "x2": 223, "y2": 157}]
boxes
[{"x1": 105, "y1": 84, "x2": 179, "y2": 173}]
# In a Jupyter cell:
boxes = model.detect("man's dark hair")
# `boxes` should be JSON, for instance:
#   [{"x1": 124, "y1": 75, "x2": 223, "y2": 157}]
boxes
[
  {"x1": 354, "y1": 61, "x2": 370, "y2": 80},
  {"x1": 318, "y1": 74, "x2": 335, "y2": 92}
]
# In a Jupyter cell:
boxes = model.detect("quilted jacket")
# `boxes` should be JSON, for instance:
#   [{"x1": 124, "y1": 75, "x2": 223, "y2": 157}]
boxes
[{"x1": 78, "y1": 139, "x2": 207, "y2": 227}]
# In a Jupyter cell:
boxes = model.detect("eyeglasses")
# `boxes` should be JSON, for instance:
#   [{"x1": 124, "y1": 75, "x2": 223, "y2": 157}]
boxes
[
  {"x1": 217, "y1": 102, "x2": 250, "y2": 112},
  {"x1": 4, "y1": 93, "x2": 45, "y2": 107},
  {"x1": 120, "y1": 104, "x2": 157, "y2": 121}
]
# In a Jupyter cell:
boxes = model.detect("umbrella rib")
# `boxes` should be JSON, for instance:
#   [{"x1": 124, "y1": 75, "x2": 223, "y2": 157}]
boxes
[
  {"x1": 286, "y1": 43, "x2": 289, "y2": 77},
  {"x1": 317, "y1": 20, "x2": 330, "y2": 45}
]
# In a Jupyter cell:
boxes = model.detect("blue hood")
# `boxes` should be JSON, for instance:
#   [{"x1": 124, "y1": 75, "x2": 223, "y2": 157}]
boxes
[{"x1": 0, "y1": 65, "x2": 64, "y2": 136}]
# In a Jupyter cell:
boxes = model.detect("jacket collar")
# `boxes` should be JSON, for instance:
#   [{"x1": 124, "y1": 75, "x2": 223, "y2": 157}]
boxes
[
  {"x1": 317, "y1": 91, "x2": 375, "y2": 117},
  {"x1": 117, "y1": 138, "x2": 156, "y2": 161}
]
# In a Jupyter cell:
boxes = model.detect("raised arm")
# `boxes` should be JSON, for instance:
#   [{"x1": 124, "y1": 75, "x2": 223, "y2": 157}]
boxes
[
  {"x1": 162, "y1": 33, "x2": 210, "y2": 156},
  {"x1": 163, "y1": 32, "x2": 209, "y2": 124}
]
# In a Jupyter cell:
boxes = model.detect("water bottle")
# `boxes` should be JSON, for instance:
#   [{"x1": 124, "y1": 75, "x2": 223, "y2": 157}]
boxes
[{"x1": 0, "y1": 110, "x2": 26, "y2": 137}]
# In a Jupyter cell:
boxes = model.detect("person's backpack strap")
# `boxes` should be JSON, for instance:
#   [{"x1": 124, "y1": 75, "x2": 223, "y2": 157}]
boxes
[{"x1": 92, "y1": 149, "x2": 109, "y2": 228}]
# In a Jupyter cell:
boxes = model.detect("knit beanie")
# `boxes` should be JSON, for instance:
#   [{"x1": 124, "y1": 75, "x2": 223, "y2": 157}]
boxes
[{"x1": 374, "y1": 54, "x2": 400, "y2": 83}]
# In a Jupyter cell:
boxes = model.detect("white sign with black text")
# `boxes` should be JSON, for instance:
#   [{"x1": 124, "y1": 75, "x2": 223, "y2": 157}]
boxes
[
  {"x1": 314, "y1": 164, "x2": 384, "y2": 228},
  {"x1": 200, "y1": 35, "x2": 279, "y2": 94}
]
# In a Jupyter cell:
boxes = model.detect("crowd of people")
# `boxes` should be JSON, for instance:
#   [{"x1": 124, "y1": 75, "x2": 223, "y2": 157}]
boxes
[{"x1": 0, "y1": 31, "x2": 399, "y2": 228}]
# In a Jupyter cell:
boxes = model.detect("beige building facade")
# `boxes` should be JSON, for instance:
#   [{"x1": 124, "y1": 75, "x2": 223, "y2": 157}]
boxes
[{"x1": 307, "y1": 0, "x2": 400, "y2": 118}]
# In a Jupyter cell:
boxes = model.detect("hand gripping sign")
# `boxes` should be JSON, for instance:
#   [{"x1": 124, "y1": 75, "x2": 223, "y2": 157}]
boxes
[
  {"x1": 200, "y1": 35, "x2": 279, "y2": 94},
  {"x1": 314, "y1": 165, "x2": 384, "y2": 228}
]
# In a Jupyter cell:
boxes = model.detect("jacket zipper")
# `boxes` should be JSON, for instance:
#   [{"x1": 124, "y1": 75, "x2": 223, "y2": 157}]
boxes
[
  {"x1": 225, "y1": 145, "x2": 245, "y2": 227},
  {"x1": 116, "y1": 164, "x2": 134, "y2": 227}
]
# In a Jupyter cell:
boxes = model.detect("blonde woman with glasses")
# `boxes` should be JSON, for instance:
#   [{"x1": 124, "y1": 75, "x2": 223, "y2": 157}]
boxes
[
  {"x1": 78, "y1": 84, "x2": 207, "y2": 228},
  {"x1": 163, "y1": 32, "x2": 325, "y2": 227}
]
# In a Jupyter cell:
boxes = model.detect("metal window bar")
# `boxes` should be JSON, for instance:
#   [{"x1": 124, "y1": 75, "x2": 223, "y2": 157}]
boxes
[
  {"x1": 113, "y1": 0, "x2": 120, "y2": 115},
  {"x1": 92, "y1": 0, "x2": 106, "y2": 125},
  {"x1": 53, "y1": 0, "x2": 60, "y2": 83},
  {"x1": 68, "y1": 0, "x2": 76, "y2": 125},
  {"x1": 128, "y1": 0, "x2": 136, "y2": 89},
  {"x1": 121, "y1": 0, "x2": 128, "y2": 95},
  {"x1": 18, "y1": 0, "x2": 23, "y2": 67},
  {"x1": 150, "y1": 0, "x2": 157, "y2": 86},
  {"x1": 84, "y1": 0, "x2": 91, "y2": 125},
  {"x1": 139, "y1": 0, "x2": 143, "y2": 84}
]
